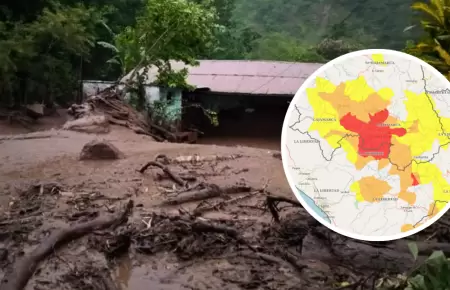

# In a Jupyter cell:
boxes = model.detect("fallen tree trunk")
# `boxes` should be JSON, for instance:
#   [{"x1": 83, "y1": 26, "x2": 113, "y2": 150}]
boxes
[
  {"x1": 0, "y1": 200, "x2": 133, "y2": 290},
  {"x1": 163, "y1": 185, "x2": 252, "y2": 205}
]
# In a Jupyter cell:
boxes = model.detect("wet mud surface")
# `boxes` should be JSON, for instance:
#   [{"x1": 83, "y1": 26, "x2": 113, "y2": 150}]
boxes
[{"x1": 1, "y1": 128, "x2": 450, "y2": 290}]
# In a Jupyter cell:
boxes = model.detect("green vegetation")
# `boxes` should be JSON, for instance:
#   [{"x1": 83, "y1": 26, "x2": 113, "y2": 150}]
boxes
[
  {"x1": 2, "y1": 0, "x2": 450, "y2": 287},
  {"x1": 0, "y1": 0, "x2": 447, "y2": 104},
  {"x1": 0, "y1": 2, "x2": 106, "y2": 107},
  {"x1": 404, "y1": 0, "x2": 450, "y2": 79},
  {"x1": 373, "y1": 242, "x2": 450, "y2": 290}
]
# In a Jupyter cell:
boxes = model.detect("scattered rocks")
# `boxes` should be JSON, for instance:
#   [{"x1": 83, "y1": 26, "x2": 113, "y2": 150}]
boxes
[
  {"x1": 272, "y1": 151, "x2": 281, "y2": 160},
  {"x1": 79, "y1": 140, "x2": 124, "y2": 160}
]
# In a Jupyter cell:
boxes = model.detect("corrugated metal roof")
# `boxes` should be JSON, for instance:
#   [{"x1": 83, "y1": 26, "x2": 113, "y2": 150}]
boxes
[{"x1": 122, "y1": 60, "x2": 323, "y2": 95}]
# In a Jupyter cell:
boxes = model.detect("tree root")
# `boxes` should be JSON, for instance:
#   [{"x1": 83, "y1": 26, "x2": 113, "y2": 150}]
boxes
[
  {"x1": 139, "y1": 161, "x2": 186, "y2": 187},
  {"x1": 0, "y1": 200, "x2": 133, "y2": 290}
]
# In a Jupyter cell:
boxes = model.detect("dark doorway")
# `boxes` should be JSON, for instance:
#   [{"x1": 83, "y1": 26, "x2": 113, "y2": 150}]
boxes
[{"x1": 183, "y1": 92, "x2": 291, "y2": 150}]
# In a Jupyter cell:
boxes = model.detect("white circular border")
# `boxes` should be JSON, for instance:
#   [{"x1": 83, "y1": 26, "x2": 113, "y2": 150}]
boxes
[{"x1": 281, "y1": 48, "x2": 450, "y2": 242}]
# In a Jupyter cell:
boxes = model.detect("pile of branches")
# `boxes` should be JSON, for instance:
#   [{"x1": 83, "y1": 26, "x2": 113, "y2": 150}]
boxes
[{"x1": 67, "y1": 86, "x2": 176, "y2": 142}]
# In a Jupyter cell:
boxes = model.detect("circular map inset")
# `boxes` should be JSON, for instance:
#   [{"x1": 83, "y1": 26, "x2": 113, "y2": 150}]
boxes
[{"x1": 281, "y1": 49, "x2": 450, "y2": 241}]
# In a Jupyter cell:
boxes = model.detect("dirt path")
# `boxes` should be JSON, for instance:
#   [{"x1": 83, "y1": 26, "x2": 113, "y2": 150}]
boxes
[{"x1": 0, "y1": 127, "x2": 449, "y2": 290}]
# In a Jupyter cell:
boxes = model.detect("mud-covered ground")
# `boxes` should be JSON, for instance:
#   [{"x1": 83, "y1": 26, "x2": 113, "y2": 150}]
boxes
[{"x1": 1, "y1": 123, "x2": 450, "y2": 290}]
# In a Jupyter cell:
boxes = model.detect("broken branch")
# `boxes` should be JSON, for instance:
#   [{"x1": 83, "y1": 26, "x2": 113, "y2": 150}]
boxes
[
  {"x1": 0, "y1": 200, "x2": 133, "y2": 290},
  {"x1": 139, "y1": 161, "x2": 186, "y2": 187},
  {"x1": 163, "y1": 184, "x2": 252, "y2": 205}
]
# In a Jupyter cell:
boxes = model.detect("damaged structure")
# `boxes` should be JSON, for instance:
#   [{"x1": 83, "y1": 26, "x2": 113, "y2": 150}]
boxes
[{"x1": 82, "y1": 60, "x2": 322, "y2": 147}]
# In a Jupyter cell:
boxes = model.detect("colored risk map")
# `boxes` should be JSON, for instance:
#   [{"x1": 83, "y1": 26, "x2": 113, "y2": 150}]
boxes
[{"x1": 281, "y1": 49, "x2": 450, "y2": 241}]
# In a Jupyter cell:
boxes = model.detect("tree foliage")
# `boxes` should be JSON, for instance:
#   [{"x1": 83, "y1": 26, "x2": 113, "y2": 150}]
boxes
[
  {"x1": 0, "y1": 0, "x2": 444, "y2": 108},
  {"x1": 0, "y1": 2, "x2": 105, "y2": 106},
  {"x1": 373, "y1": 243, "x2": 450, "y2": 290},
  {"x1": 115, "y1": 0, "x2": 218, "y2": 81},
  {"x1": 404, "y1": 0, "x2": 450, "y2": 79}
]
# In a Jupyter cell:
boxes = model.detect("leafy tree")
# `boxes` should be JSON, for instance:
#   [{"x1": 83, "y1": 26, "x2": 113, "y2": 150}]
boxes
[
  {"x1": 316, "y1": 38, "x2": 364, "y2": 60},
  {"x1": 0, "y1": 2, "x2": 105, "y2": 107},
  {"x1": 190, "y1": 0, "x2": 262, "y2": 59},
  {"x1": 232, "y1": 0, "x2": 417, "y2": 54},
  {"x1": 404, "y1": 0, "x2": 450, "y2": 79},
  {"x1": 114, "y1": 0, "x2": 217, "y2": 80},
  {"x1": 77, "y1": 0, "x2": 145, "y2": 80},
  {"x1": 246, "y1": 33, "x2": 324, "y2": 62},
  {"x1": 96, "y1": 0, "x2": 219, "y2": 121},
  {"x1": 374, "y1": 243, "x2": 450, "y2": 290}
]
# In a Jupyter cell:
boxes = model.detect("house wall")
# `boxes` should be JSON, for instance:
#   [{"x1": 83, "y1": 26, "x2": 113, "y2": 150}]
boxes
[{"x1": 157, "y1": 87, "x2": 183, "y2": 125}]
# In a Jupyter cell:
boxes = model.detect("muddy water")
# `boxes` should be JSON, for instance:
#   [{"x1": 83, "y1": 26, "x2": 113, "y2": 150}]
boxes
[
  {"x1": 198, "y1": 136, "x2": 281, "y2": 150},
  {"x1": 112, "y1": 254, "x2": 187, "y2": 290}
]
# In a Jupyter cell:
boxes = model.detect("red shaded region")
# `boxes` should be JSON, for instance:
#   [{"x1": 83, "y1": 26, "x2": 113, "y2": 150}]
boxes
[
  {"x1": 340, "y1": 109, "x2": 407, "y2": 159},
  {"x1": 411, "y1": 173, "x2": 420, "y2": 186}
]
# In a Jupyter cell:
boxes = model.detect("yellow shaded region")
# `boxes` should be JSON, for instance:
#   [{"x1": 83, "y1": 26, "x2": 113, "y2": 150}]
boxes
[
  {"x1": 377, "y1": 88, "x2": 395, "y2": 101},
  {"x1": 396, "y1": 90, "x2": 450, "y2": 157},
  {"x1": 340, "y1": 139, "x2": 357, "y2": 163},
  {"x1": 372, "y1": 54, "x2": 387, "y2": 66},
  {"x1": 350, "y1": 176, "x2": 392, "y2": 203},
  {"x1": 413, "y1": 162, "x2": 450, "y2": 211},
  {"x1": 344, "y1": 76, "x2": 394, "y2": 102},
  {"x1": 307, "y1": 78, "x2": 346, "y2": 149},
  {"x1": 318, "y1": 81, "x2": 392, "y2": 123},
  {"x1": 351, "y1": 181, "x2": 363, "y2": 202},
  {"x1": 344, "y1": 76, "x2": 375, "y2": 101}
]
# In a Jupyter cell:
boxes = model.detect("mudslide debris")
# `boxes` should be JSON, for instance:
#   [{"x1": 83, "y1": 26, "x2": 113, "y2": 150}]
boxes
[{"x1": 79, "y1": 140, "x2": 124, "y2": 160}]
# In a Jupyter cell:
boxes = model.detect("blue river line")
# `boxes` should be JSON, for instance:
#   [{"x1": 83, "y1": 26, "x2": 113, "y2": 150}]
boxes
[{"x1": 296, "y1": 187, "x2": 331, "y2": 223}]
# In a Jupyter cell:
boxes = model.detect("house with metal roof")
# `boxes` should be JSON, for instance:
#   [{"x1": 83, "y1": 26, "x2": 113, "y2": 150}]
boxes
[
  {"x1": 127, "y1": 60, "x2": 323, "y2": 145},
  {"x1": 122, "y1": 59, "x2": 322, "y2": 95},
  {"x1": 120, "y1": 60, "x2": 323, "y2": 146}
]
